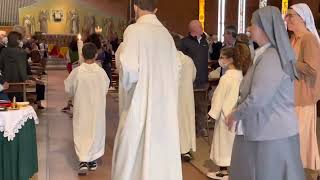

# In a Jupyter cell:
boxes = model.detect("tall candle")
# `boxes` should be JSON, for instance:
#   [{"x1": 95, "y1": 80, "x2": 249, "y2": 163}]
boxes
[{"x1": 77, "y1": 34, "x2": 84, "y2": 64}]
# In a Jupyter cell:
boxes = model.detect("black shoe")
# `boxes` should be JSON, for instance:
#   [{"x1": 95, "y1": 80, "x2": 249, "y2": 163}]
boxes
[
  {"x1": 88, "y1": 160, "x2": 98, "y2": 171},
  {"x1": 181, "y1": 152, "x2": 192, "y2": 162},
  {"x1": 78, "y1": 162, "x2": 89, "y2": 176},
  {"x1": 207, "y1": 170, "x2": 228, "y2": 179},
  {"x1": 61, "y1": 106, "x2": 70, "y2": 112},
  {"x1": 38, "y1": 105, "x2": 45, "y2": 110}
]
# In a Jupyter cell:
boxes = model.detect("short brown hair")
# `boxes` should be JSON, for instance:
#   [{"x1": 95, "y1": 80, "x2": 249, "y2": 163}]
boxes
[
  {"x1": 7, "y1": 31, "x2": 22, "y2": 47},
  {"x1": 134, "y1": 0, "x2": 158, "y2": 11},
  {"x1": 225, "y1": 25, "x2": 237, "y2": 38},
  {"x1": 82, "y1": 43, "x2": 97, "y2": 60},
  {"x1": 235, "y1": 33, "x2": 250, "y2": 45}
]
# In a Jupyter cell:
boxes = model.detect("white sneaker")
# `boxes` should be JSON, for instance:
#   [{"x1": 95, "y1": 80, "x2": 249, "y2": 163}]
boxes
[
  {"x1": 207, "y1": 171, "x2": 228, "y2": 179},
  {"x1": 78, "y1": 162, "x2": 89, "y2": 176}
]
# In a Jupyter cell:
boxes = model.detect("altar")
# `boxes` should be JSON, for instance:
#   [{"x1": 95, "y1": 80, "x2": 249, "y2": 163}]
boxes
[{"x1": 43, "y1": 34, "x2": 75, "y2": 58}]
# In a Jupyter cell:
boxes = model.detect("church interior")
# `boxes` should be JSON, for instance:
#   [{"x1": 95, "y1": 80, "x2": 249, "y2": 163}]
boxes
[{"x1": 0, "y1": 0, "x2": 320, "y2": 180}]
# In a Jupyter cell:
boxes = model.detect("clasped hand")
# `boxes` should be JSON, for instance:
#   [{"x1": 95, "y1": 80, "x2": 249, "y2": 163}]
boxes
[{"x1": 225, "y1": 113, "x2": 237, "y2": 131}]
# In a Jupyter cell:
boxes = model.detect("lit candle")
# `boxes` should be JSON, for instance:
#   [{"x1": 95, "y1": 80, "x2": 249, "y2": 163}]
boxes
[{"x1": 77, "y1": 33, "x2": 84, "y2": 64}]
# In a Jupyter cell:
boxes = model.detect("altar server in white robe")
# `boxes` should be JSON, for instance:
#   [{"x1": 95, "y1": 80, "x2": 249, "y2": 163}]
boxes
[
  {"x1": 112, "y1": 1, "x2": 182, "y2": 180},
  {"x1": 177, "y1": 52, "x2": 197, "y2": 157},
  {"x1": 207, "y1": 44, "x2": 251, "y2": 179},
  {"x1": 172, "y1": 33, "x2": 197, "y2": 161},
  {"x1": 64, "y1": 43, "x2": 110, "y2": 176}
]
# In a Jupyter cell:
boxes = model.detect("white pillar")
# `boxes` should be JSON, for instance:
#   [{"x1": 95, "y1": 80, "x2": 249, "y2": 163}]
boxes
[
  {"x1": 238, "y1": 0, "x2": 246, "y2": 33},
  {"x1": 218, "y1": 0, "x2": 226, "y2": 42}
]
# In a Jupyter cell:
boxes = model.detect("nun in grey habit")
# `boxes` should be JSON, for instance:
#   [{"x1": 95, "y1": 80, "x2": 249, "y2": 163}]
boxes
[{"x1": 225, "y1": 6, "x2": 305, "y2": 180}]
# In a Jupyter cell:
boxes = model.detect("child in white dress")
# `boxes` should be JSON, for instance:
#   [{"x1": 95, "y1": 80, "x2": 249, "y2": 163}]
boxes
[{"x1": 207, "y1": 44, "x2": 251, "y2": 179}]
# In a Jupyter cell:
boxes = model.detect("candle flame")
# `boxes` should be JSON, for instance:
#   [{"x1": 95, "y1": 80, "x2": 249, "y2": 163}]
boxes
[{"x1": 77, "y1": 34, "x2": 81, "y2": 40}]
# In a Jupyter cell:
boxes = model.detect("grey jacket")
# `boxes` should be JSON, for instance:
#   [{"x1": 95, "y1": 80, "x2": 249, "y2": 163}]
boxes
[{"x1": 234, "y1": 47, "x2": 299, "y2": 141}]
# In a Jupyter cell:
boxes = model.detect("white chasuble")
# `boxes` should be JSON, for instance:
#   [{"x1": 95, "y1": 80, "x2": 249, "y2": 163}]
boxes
[{"x1": 112, "y1": 14, "x2": 182, "y2": 180}]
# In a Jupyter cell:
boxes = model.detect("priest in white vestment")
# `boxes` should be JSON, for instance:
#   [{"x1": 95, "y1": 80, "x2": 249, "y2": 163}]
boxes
[
  {"x1": 64, "y1": 43, "x2": 110, "y2": 175},
  {"x1": 112, "y1": 1, "x2": 182, "y2": 180},
  {"x1": 177, "y1": 51, "x2": 197, "y2": 157}
]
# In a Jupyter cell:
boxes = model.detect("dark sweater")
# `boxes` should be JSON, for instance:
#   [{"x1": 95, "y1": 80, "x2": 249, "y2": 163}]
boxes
[
  {"x1": 180, "y1": 34, "x2": 209, "y2": 88},
  {"x1": 0, "y1": 47, "x2": 28, "y2": 82}
]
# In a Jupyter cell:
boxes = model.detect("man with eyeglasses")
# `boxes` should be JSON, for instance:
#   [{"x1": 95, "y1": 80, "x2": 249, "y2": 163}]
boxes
[{"x1": 223, "y1": 25, "x2": 237, "y2": 48}]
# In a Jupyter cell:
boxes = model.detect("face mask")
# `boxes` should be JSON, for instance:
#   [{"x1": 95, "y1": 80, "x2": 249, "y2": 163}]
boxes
[
  {"x1": 2, "y1": 37, "x2": 7, "y2": 45},
  {"x1": 246, "y1": 31, "x2": 251, "y2": 37},
  {"x1": 218, "y1": 59, "x2": 230, "y2": 69},
  {"x1": 18, "y1": 41, "x2": 23, "y2": 48}
]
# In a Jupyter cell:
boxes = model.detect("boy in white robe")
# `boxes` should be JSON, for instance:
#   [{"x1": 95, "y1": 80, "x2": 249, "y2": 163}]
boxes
[
  {"x1": 207, "y1": 45, "x2": 250, "y2": 179},
  {"x1": 64, "y1": 43, "x2": 110, "y2": 176},
  {"x1": 112, "y1": 0, "x2": 182, "y2": 179}
]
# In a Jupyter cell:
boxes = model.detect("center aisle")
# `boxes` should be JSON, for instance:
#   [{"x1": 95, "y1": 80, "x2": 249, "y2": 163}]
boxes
[{"x1": 34, "y1": 70, "x2": 207, "y2": 180}]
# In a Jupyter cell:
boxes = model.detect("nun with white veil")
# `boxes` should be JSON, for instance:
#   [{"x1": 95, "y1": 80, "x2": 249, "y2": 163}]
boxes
[
  {"x1": 225, "y1": 6, "x2": 305, "y2": 180},
  {"x1": 285, "y1": 3, "x2": 320, "y2": 171}
]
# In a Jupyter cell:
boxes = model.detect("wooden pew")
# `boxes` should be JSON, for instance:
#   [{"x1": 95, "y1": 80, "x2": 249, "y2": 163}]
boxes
[{"x1": 4, "y1": 82, "x2": 29, "y2": 101}]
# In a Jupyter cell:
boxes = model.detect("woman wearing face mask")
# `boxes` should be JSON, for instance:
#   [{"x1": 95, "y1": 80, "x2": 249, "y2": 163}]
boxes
[
  {"x1": 285, "y1": 3, "x2": 320, "y2": 172},
  {"x1": 207, "y1": 44, "x2": 251, "y2": 179}
]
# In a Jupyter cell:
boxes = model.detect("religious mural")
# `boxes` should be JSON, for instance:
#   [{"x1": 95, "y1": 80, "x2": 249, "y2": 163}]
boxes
[
  {"x1": 38, "y1": 10, "x2": 49, "y2": 33},
  {"x1": 18, "y1": 0, "x2": 126, "y2": 38},
  {"x1": 83, "y1": 15, "x2": 96, "y2": 35},
  {"x1": 67, "y1": 9, "x2": 80, "y2": 34},
  {"x1": 22, "y1": 15, "x2": 35, "y2": 37},
  {"x1": 52, "y1": 10, "x2": 64, "y2": 22}
]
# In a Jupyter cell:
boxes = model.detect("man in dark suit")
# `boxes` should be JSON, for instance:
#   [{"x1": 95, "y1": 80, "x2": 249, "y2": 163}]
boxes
[
  {"x1": 209, "y1": 34, "x2": 223, "y2": 69},
  {"x1": 210, "y1": 34, "x2": 223, "y2": 60}
]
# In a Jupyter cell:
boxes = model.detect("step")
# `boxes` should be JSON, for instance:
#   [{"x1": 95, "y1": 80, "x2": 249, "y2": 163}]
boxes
[{"x1": 46, "y1": 65, "x2": 67, "y2": 70}]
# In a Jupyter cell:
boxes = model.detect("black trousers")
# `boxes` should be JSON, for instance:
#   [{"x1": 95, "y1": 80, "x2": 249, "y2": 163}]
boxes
[{"x1": 36, "y1": 84, "x2": 45, "y2": 101}]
